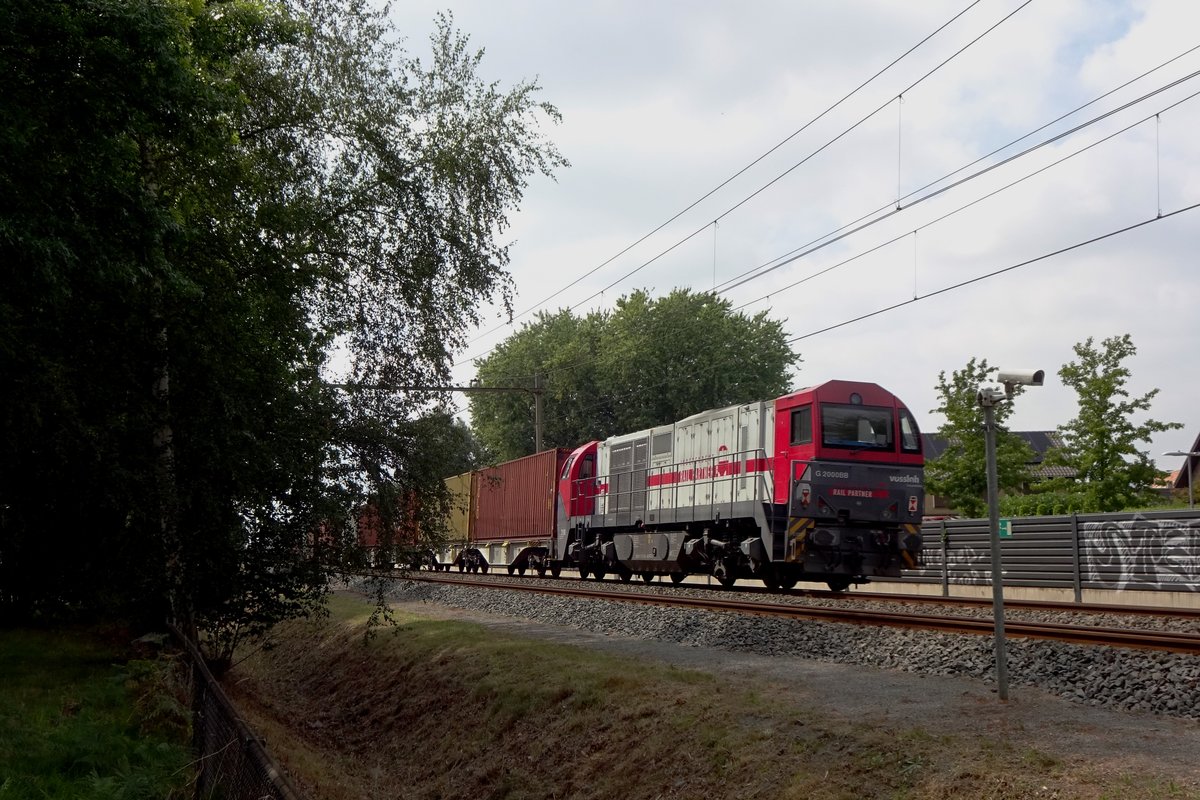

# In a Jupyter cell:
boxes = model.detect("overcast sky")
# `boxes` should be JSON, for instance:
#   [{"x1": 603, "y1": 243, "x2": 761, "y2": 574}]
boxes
[{"x1": 387, "y1": 0, "x2": 1200, "y2": 469}]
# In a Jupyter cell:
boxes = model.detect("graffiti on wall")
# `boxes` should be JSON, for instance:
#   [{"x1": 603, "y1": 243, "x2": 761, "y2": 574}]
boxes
[{"x1": 1081, "y1": 514, "x2": 1200, "y2": 592}]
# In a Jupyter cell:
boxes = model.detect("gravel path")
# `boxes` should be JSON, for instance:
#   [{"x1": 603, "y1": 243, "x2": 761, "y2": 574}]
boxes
[
  {"x1": 344, "y1": 577, "x2": 1200, "y2": 785},
  {"x1": 363, "y1": 577, "x2": 1200, "y2": 719}
]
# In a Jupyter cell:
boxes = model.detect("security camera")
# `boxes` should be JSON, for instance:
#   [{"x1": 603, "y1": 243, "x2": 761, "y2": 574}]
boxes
[
  {"x1": 996, "y1": 369, "x2": 1045, "y2": 387},
  {"x1": 976, "y1": 382, "x2": 1008, "y2": 406}
]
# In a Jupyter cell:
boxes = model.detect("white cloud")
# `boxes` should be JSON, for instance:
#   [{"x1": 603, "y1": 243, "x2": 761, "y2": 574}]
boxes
[{"x1": 389, "y1": 0, "x2": 1200, "y2": 466}]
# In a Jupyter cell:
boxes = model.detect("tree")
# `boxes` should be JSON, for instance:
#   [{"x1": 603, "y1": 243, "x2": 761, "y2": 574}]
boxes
[
  {"x1": 470, "y1": 289, "x2": 799, "y2": 461},
  {"x1": 1046, "y1": 334, "x2": 1180, "y2": 512},
  {"x1": 0, "y1": 0, "x2": 566, "y2": 659},
  {"x1": 925, "y1": 358, "x2": 1033, "y2": 518}
]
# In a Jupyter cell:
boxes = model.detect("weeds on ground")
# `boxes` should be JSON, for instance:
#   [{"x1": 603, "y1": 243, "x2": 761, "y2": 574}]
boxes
[{"x1": 0, "y1": 628, "x2": 193, "y2": 799}]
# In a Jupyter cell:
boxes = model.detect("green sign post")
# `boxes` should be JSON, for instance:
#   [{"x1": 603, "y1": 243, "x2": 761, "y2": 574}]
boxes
[{"x1": 998, "y1": 518, "x2": 1012, "y2": 539}]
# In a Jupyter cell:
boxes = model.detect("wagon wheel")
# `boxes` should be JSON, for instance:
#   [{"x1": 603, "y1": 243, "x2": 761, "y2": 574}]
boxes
[
  {"x1": 591, "y1": 568, "x2": 606, "y2": 581},
  {"x1": 507, "y1": 565, "x2": 516, "y2": 576},
  {"x1": 518, "y1": 566, "x2": 527, "y2": 576},
  {"x1": 550, "y1": 564, "x2": 561, "y2": 578},
  {"x1": 480, "y1": 564, "x2": 489, "y2": 574},
  {"x1": 578, "y1": 566, "x2": 590, "y2": 580},
  {"x1": 778, "y1": 574, "x2": 798, "y2": 590},
  {"x1": 669, "y1": 572, "x2": 686, "y2": 584},
  {"x1": 618, "y1": 569, "x2": 633, "y2": 583},
  {"x1": 716, "y1": 573, "x2": 737, "y2": 588},
  {"x1": 536, "y1": 566, "x2": 546, "y2": 578},
  {"x1": 640, "y1": 572, "x2": 654, "y2": 584},
  {"x1": 826, "y1": 577, "x2": 850, "y2": 592}
]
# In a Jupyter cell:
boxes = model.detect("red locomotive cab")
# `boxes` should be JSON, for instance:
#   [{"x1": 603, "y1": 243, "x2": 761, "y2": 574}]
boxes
[
  {"x1": 558, "y1": 441, "x2": 599, "y2": 519},
  {"x1": 772, "y1": 380, "x2": 924, "y2": 505}
]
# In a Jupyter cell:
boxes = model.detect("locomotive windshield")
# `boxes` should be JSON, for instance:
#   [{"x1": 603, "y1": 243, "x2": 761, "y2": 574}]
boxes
[{"x1": 820, "y1": 403, "x2": 894, "y2": 450}]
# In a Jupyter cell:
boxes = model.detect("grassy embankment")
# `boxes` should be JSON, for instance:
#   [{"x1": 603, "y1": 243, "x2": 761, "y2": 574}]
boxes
[
  {"x1": 228, "y1": 593, "x2": 1194, "y2": 800},
  {"x1": 0, "y1": 628, "x2": 192, "y2": 799}
]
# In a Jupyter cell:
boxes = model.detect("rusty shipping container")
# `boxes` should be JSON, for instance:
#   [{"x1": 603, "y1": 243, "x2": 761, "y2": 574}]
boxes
[
  {"x1": 472, "y1": 449, "x2": 570, "y2": 542},
  {"x1": 443, "y1": 471, "x2": 477, "y2": 542}
]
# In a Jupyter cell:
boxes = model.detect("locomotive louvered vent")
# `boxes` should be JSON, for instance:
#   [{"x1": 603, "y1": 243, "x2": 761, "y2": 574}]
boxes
[
  {"x1": 611, "y1": 443, "x2": 632, "y2": 470},
  {"x1": 652, "y1": 431, "x2": 673, "y2": 457}
]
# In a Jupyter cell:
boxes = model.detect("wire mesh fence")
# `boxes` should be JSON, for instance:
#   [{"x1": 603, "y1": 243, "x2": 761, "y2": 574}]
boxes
[{"x1": 170, "y1": 624, "x2": 304, "y2": 800}]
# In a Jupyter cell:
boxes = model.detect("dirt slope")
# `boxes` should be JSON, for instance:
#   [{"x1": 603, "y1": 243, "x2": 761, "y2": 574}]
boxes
[{"x1": 226, "y1": 592, "x2": 1200, "y2": 800}]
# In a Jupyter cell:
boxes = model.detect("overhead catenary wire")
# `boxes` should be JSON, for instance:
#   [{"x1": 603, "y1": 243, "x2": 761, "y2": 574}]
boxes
[
  {"x1": 572, "y1": 0, "x2": 1033, "y2": 309},
  {"x1": 718, "y1": 63, "x2": 1200, "y2": 295},
  {"x1": 452, "y1": 65, "x2": 1200, "y2": 400},
  {"x1": 498, "y1": 52, "x2": 1200, "y2": 384},
  {"x1": 455, "y1": 29, "x2": 1200, "y2": 398},
  {"x1": 454, "y1": 0, "x2": 993, "y2": 360},
  {"x1": 785, "y1": 200, "x2": 1200, "y2": 344},
  {"x1": 715, "y1": 42, "x2": 1200, "y2": 295},
  {"x1": 731, "y1": 86, "x2": 1200, "y2": 311}
]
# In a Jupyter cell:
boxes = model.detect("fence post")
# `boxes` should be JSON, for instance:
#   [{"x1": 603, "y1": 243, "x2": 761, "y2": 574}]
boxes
[
  {"x1": 940, "y1": 519, "x2": 949, "y2": 597},
  {"x1": 1071, "y1": 513, "x2": 1082, "y2": 604},
  {"x1": 168, "y1": 624, "x2": 304, "y2": 800}
]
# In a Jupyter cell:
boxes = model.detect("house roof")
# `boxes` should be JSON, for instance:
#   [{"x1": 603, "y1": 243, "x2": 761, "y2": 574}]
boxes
[
  {"x1": 921, "y1": 430, "x2": 1073, "y2": 479},
  {"x1": 921, "y1": 430, "x2": 1065, "y2": 464},
  {"x1": 1168, "y1": 431, "x2": 1200, "y2": 489}
]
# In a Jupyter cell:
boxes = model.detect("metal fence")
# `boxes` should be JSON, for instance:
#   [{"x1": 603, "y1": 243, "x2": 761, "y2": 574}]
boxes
[
  {"x1": 170, "y1": 625, "x2": 304, "y2": 800},
  {"x1": 903, "y1": 509, "x2": 1200, "y2": 600}
]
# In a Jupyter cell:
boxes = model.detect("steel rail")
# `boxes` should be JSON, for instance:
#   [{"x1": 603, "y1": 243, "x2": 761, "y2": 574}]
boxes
[
  {"x1": 411, "y1": 574, "x2": 1200, "y2": 655},
  {"x1": 412, "y1": 569, "x2": 1200, "y2": 620}
]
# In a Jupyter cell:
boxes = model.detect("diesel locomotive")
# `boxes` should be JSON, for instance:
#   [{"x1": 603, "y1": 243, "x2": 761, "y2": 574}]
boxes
[{"x1": 440, "y1": 379, "x2": 924, "y2": 591}]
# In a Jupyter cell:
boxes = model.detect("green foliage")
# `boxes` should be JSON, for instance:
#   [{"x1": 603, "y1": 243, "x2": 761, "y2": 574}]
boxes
[
  {"x1": 1047, "y1": 334, "x2": 1180, "y2": 512},
  {"x1": 0, "y1": 0, "x2": 565, "y2": 658},
  {"x1": 998, "y1": 490, "x2": 1091, "y2": 517},
  {"x1": 925, "y1": 358, "x2": 1033, "y2": 518},
  {"x1": 0, "y1": 629, "x2": 192, "y2": 798},
  {"x1": 470, "y1": 289, "x2": 798, "y2": 461}
]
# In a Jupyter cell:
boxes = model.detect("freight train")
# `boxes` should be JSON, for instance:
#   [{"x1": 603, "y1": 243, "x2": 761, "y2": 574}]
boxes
[{"x1": 434, "y1": 379, "x2": 924, "y2": 591}]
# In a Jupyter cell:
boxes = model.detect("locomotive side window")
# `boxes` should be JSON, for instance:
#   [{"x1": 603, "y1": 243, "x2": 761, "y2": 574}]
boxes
[
  {"x1": 580, "y1": 454, "x2": 595, "y2": 478},
  {"x1": 898, "y1": 408, "x2": 922, "y2": 454},
  {"x1": 820, "y1": 404, "x2": 894, "y2": 450},
  {"x1": 789, "y1": 405, "x2": 812, "y2": 445}
]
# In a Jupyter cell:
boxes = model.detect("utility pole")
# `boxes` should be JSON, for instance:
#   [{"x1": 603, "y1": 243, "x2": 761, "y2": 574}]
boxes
[
  {"x1": 533, "y1": 373, "x2": 544, "y2": 454},
  {"x1": 976, "y1": 368, "x2": 1044, "y2": 702},
  {"x1": 981, "y1": 397, "x2": 1008, "y2": 700}
]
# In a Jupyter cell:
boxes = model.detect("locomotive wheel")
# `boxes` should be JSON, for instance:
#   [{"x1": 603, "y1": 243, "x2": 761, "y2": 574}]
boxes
[
  {"x1": 640, "y1": 572, "x2": 654, "y2": 584},
  {"x1": 778, "y1": 573, "x2": 798, "y2": 590},
  {"x1": 578, "y1": 566, "x2": 590, "y2": 580},
  {"x1": 536, "y1": 566, "x2": 546, "y2": 577},
  {"x1": 592, "y1": 569, "x2": 606, "y2": 581},
  {"x1": 550, "y1": 565, "x2": 561, "y2": 578},
  {"x1": 826, "y1": 578, "x2": 851, "y2": 592},
  {"x1": 760, "y1": 568, "x2": 780, "y2": 591},
  {"x1": 716, "y1": 573, "x2": 737, "y2": 588},
  {"x1": 669, "y1": 572, "x2": 686, "y2": 584}
]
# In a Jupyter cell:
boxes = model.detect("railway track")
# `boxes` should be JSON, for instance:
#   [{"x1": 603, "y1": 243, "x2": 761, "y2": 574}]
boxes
[
  {"x1": 409, "y1": 573, "x2": 1200, "y2": 654},
  {"x1": 410, "y1": 568, "x2": 1200, "y2": 620}
]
